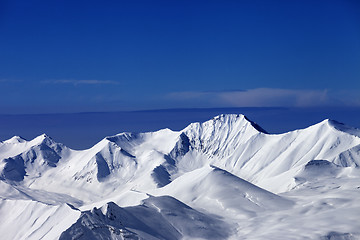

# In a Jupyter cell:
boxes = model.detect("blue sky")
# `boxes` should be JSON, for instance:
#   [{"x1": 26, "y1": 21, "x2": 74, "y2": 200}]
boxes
[{"x1": 1, "y1": 0, "x2": 359, "y2": 113}]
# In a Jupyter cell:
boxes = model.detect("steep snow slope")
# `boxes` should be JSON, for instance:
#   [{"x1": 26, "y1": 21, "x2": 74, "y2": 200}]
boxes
[
  {"x1": 60, "y1": 196, "x2": 232, "y2": 240},
  {"x1": 150, "y1": 165, "x2": 293, "y2": 220},
  {"x1": 0, "y1": 199, "x2": 80, "y2": 240},
  {"x1": 178, "y1": 115, "x2": 360, "y2": 192},
  {"x1": 233, "y1": 166, "x2": 360, "y2": 239},
  {"x1": 25, "y1": 129, "x2": 181, "y2": 203},
  {"x1": 0, "y1": 134, "x2": 69, "y2": 181},
  {"x1": 1, "y1": 114, "x2": 360, "y2": 239},
  {"x1": 2, "y1": 114, "x2": 359, "y2": 196},
  {"x1": 0, "y1": 129, "x2": 180, "y2": 203}
]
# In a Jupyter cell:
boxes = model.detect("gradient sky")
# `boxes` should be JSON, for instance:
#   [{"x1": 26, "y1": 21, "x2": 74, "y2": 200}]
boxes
[{"x1": 1, "y1": 0, "x2": 359, "y2": 113}]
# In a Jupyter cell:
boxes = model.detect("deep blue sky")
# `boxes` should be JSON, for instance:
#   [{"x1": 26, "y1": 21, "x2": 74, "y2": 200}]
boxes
[{"x1": 1, "y1": 0, "x2": 359, "y2": 113}]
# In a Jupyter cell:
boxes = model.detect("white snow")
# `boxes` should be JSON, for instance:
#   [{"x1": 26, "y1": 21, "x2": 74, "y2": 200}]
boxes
[{"x1": 1, "y1": 114, "x2": 360, "y2": 239}]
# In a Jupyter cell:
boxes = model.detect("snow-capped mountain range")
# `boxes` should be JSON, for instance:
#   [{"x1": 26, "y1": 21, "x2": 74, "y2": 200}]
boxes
[{"x1": 0, "y1": 114, "x2": 359, "y2": 239}]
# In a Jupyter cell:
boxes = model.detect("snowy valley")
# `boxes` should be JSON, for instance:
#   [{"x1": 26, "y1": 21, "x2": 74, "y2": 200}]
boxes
[{"x1": 0, "y1": 114, "x2": 360, "y2": 240}]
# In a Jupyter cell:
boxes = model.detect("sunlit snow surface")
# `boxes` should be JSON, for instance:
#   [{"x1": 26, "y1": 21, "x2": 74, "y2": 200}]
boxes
[{"x1": 1, "y1": 114, "x2": 360, "y2": 239}]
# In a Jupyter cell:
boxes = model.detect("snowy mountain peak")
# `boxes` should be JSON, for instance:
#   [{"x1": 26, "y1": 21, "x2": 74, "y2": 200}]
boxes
[
  {"x1": 184, "y1": 114, "x2": 267, "y2": 135},
  {"x1": 105, "y1": 132, "x2": 136, "y2": 143},
  {"x1": 0, "y1": 133, "x2": 68, "y2": 182},
  {"x1": 31, "y1": 133, "x2": 54, "y2": 144},
  {"x1": 209, "y1": 114, "x2": 250, "y2": 125},
  {"x1": 1, "y1": 134, "x2": 58, "y2": 148},
  {"x1": 1, "y1": 114, "x2": 360, "y2": 239},
  {"x1": 3, "y1": 136, "x2": 26, "y2": 144},
  {"x1": 181, "y1": 114, "x2": 265, "y2": 158},
  {"x1": 325, "y1": 119, "x2": 360, "y2": 137},
  {"x1": 33, "y1": 133, "x2": 48, "y2": 140}
]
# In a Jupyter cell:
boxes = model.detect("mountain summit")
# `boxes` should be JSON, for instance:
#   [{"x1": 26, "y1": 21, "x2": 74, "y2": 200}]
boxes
[{"x1": 1, "y1": 114, "x2": 360, "y2": 239}]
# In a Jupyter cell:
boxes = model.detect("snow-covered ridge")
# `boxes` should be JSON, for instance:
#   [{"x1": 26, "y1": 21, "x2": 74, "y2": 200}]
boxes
[
  {"x1": 3, "y1": 135, "x2": 26, "y2": 144},
  {"x1": 1, "y1": 114, "x2": 360, "y2": 187},
  {"x1": 1, "y1": 114, "x2": 360, "y2": 239},
  {"x1": 0, "y1": 133, "x2": 68, "y2": 182},
  {"x1": 326, "y1": 119, "x2": 360, "y2": 137}
]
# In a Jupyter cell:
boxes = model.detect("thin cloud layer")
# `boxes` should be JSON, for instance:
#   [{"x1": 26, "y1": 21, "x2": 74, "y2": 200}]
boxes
[
  {"x1": 167, "y1": 88, "x2": 359, "y2": 107},
  {"x1": 218, "y1": 88, "x2": 330, "y2": 107}
]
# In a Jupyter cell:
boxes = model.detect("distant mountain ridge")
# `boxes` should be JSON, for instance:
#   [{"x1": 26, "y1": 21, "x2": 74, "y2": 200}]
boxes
[
  {"x1": 1, "y1": 114, "x2": 360, "y2": 239},
  {"x1": 1, "y1": 114, "x2": 360, "y2": 192}
]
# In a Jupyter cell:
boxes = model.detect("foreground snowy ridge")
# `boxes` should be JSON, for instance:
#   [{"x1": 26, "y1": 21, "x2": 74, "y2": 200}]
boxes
[{"x1": 1, "y1": 114, "x2": 360, "y2": 239}]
